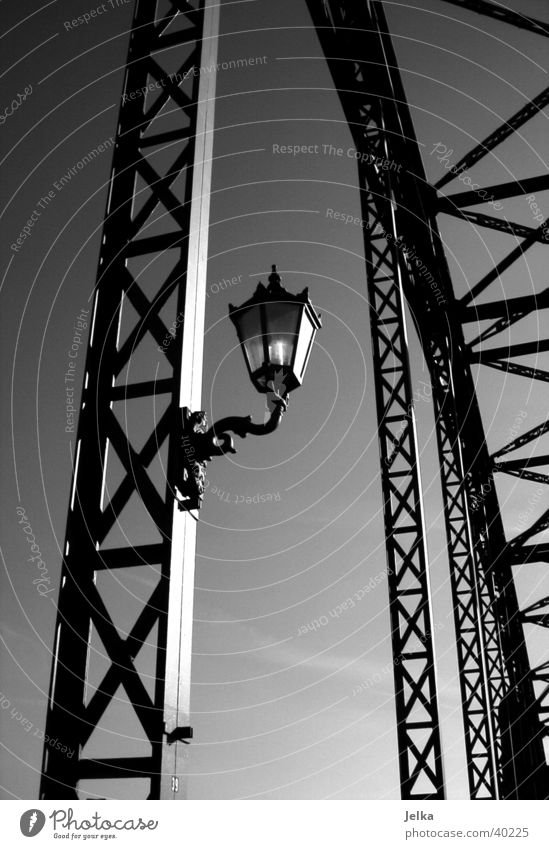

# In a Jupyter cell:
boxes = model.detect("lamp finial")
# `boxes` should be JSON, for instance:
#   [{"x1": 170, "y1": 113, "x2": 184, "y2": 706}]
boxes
[{"x1": 268, "y1": 264, "x2": 282, "y2": 290}]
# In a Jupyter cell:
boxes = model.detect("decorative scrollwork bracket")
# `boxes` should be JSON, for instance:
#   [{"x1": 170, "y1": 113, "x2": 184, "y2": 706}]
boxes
[{"x1": 175, "y1": 394, "x2": 288, "y2": 512}]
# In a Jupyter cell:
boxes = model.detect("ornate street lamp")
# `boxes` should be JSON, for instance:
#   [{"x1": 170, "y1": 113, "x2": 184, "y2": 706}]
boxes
[
  {"x1": 177, "y1": 265, "x2": 322, "y2": 511},
  {"x1": 228, "y1": 265, "x2": 322, "y2": 395}
]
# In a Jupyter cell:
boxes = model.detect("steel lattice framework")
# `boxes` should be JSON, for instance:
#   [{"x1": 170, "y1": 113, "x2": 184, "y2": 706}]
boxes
[
  {"x1": 40, "y1": 0, "x2": 216, "y2": 799},
  {"x1": 306, "y1": 0, "x2": 549, "y2": 799},
  {"x1": 357, "y1": 157, "x2": 447, "y2": 798},
  {"x1": 40, "y1": 0, "x2": 549, "y2": 800}
]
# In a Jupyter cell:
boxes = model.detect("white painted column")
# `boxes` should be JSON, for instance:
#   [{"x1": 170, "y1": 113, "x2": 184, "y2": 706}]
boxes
[{"x1": 160, "y1": 0, "x2": 220, "y2": 800}]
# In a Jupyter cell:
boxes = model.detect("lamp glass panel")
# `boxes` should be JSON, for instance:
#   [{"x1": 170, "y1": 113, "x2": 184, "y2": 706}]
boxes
[
  {"x1": 243, "y1": 338, "x2": 265, "y2": 374},
  {"x1": 264, "y1": 302, "x2": 302, "y2": 367},
  {"x1": 293, "y1": 310, "x2": 317, "y2": 379},
  {"x1": 234, "y1": 305, "x2": 264, "y2": 373}
]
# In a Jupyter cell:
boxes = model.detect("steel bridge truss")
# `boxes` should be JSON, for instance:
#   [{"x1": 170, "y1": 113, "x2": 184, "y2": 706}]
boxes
[
  {"x1": 40, "y1": 0, "x2": 212, "y2": 799},
  {"x1": 307, "y1": 0, "x2": 549, "y2": 799},
  {"x1": 40, "y1": 0, "x2": 549, "y2": 802}
]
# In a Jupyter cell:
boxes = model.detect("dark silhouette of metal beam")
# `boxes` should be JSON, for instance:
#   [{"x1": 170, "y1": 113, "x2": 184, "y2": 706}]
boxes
[
  {"x1": 435, "y1": 87, "x2": 549, "y2": 191},
  {"x1": 39, "y1": 0, "x2": 213, "y2": 800},
  {"x1": 307, "y1": 0, "x2": 549, "y2": 800},
  {"x1": 440, "y1": 0, "x2": 549, "y2": 39},
  {"x1": 40, "y1": 0, "x2": 549, "y2": 802},
  {"x1": 440, "y1": 174, "x2": 549, "y2": 208}
]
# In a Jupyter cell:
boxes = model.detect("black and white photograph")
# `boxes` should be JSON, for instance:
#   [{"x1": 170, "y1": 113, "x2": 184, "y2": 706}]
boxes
[{"x1": 1, "y1": 0, "x2": 549, "y2": 842}]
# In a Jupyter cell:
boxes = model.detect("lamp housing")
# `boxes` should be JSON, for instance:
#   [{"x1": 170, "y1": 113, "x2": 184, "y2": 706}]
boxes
[{"x1": 228, "y1": 265, "x2": 322, "y2": 395}]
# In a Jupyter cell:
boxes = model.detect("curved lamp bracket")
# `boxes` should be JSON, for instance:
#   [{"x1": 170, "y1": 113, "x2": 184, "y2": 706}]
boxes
[{"x1": 175, "y1": 394, "x2": 288, "y2": 511}]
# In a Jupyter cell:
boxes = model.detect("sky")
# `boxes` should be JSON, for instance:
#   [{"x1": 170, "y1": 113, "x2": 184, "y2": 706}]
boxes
[{"x1": 1, "y1": 0, "x2": 549, "y2": 801}]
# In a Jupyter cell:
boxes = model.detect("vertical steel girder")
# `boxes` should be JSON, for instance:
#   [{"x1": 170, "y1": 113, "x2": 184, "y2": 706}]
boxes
[
  {"x1": 438, "y1": 0, "x2": 549, "y2": 795},
  {"x1": 429, "y1": 3, "x2": 549, "y2": 799},
  {"x1": 40, "y1": 0, "x2": 210, "y2": 799},
  {"x1": 306, "y1": 0, "x2": 549, "y2": 799},
  {"x1": 307, "y1": 0, "x2": 446, "y2": 800},
  {"x1": 363, "y1": 185, "x2": 447, "y2": 799}
]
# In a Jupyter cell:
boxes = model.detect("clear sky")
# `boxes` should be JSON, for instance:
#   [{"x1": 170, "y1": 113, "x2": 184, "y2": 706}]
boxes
[{"x1": 1, "y1": 0, "x2": 549, "y2": 800}]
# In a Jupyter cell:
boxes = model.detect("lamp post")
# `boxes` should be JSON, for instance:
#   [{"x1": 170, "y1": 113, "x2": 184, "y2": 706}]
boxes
[{"x1": 176, "y1": 264, "x2": 322, "y2": 512}]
